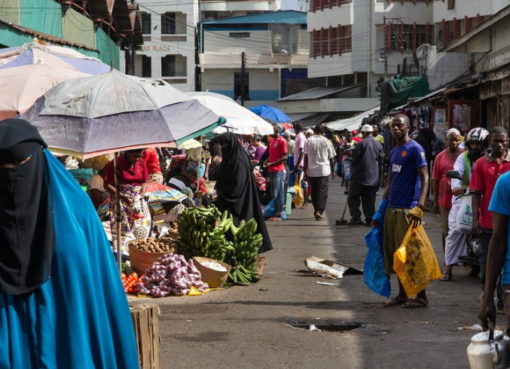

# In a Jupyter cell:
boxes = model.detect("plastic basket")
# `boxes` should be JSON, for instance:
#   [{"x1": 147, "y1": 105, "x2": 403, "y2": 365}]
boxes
[{"x1": 192, "y1": 257, "x2": 231, "y2": 288}]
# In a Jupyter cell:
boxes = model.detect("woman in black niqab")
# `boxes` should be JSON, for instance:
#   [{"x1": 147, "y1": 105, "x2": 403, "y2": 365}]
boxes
[
  {"x1": 209, "y1": 132, "x2": 272, "y2": 252},
  {"x1": 0, "y1": 118, "x2": 54, "y2": 295}
]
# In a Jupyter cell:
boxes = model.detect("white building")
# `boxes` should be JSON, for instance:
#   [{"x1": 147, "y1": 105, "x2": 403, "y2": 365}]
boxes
[
  {"x1": 134, "y1": 0, "x2": 199, "y2": 92},
  {"x1": 201, "y1": 0, "x2": 282, "y2": 20},
  {"x1": 199, "y1": 11, "x2": 310, "y2": 106},
  {"x1": 307, "y1": 0, "x2": 503, "y2": 103}
]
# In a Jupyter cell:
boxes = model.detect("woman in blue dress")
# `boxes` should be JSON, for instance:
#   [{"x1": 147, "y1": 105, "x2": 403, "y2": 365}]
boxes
[{"x1": 0, "y1": 119, "x2": 139, "y2": 369}]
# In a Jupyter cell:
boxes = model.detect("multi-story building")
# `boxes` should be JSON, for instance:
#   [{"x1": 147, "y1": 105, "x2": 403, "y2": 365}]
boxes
[
  {"x1": 134, "y1": 0, "x2": 283, "y2": 92},
  {"x1": 307, "y1": 0, "x2": 509, "y2": 116},
  {"x1": 199, "y1": 10, "x2": 311, "y2": 105},
  {"x1": 135, "y1": 0, "x2": 199, "y2": 91},
  {"x1": 0, "y1": 0, "x2": 141, "y2": 71}
]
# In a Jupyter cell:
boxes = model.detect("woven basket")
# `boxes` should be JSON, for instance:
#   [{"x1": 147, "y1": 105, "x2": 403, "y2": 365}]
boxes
[
  {"x1": 255, "y1": 255, "x2": 266, "y2": 276},
  {"x1": 129, "y1": 243, "x2": 168, "y2": 274},
  {"x1": 192, "y1": 257, "x2": 231, "y2": 288}
]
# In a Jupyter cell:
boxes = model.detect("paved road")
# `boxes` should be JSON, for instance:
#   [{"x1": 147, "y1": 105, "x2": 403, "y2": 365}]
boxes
[{"x1": 132, "y1": 178, "x2": 487, "y2": 369}]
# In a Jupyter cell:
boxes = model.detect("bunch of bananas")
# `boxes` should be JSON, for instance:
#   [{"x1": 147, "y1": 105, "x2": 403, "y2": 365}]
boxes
[
  {"x1": 226, "y1": 219, "x2": 263, "y2": 285},
  {"x1": 176, "y1": 206, "x2": 234, "y2": 260}
]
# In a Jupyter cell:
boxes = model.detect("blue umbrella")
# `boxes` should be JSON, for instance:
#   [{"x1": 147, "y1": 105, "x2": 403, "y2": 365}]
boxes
[{"x1": 249, "y1": 104, "x2": 291, "y2": 123}]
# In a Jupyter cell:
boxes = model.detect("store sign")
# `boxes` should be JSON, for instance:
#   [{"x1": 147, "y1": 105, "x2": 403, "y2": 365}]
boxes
[{"x1": 141, "y1": 45, "x2": 172, "y2": 52}]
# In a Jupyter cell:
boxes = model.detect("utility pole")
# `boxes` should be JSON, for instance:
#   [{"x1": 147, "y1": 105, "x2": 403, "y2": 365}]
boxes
[
  {"x1": 240, "y1": 52, "x2": 246, "y2": 106},
  {"x1": 367, "y1": 0, "x2": 373, "y2": 98},
  {"x1": 383, "y1": 16, "x2": 388, "y2": 80}
]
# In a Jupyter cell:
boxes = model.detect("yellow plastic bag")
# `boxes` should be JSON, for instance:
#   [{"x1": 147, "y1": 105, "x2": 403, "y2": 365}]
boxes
[
  {"x1": 393, "y1": 224, "x2": 442, "y2": 298},
  {"x1": 292, "y1": 176, "x2": 304, "y2": 208}
]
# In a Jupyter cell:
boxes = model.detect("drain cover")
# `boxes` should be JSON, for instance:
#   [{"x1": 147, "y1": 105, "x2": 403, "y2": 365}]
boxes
[{"x1": 285, "y1": 319, "x2": 363, "y2": 332}]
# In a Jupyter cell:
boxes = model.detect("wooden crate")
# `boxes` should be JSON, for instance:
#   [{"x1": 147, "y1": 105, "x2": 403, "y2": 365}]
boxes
[{"x1": 131, "y1": 304, "x2": 161, "y2": 369}]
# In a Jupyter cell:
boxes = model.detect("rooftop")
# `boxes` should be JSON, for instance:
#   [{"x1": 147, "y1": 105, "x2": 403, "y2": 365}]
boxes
[{"x1": 201, "y1": 11, "x2": 307, "y2": 25}]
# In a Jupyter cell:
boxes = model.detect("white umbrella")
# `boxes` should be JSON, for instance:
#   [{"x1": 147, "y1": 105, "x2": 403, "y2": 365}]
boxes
[
  {"x1": 187, "y1": 91, "x2": 274, "y2": 135},
  {"x1": 23, "y1": 70, "x2": 223, "y2": 158},
  {"x1": 0, "y1": 62, "x2": 87, "y2": 119}
]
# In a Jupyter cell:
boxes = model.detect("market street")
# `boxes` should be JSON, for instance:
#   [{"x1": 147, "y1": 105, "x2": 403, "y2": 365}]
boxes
[{"x1": 131, "y1": 178, "x2": 483, "y2": 369}]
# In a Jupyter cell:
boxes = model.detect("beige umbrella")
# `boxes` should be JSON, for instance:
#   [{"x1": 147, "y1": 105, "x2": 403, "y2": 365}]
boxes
[{"x1": 0, "y1": 62, "x2": 87, "y2": 120}]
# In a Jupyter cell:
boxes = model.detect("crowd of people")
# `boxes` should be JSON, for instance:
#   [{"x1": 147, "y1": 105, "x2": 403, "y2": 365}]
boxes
[{"x1": 4, "y1": 109, "x2": 510, "y2": 367}]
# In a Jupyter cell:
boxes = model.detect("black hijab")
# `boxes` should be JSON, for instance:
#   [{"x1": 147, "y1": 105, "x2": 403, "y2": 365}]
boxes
[
  {"x1": 209, "y1": 133, "x2": 272, "y2": 253},
  {"x1": 0, "y1": 119, "x2": 55, "y2": 295}
]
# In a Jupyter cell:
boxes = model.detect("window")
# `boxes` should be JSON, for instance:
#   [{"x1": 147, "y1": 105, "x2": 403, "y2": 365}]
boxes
[
  {"x1": 141, "y1": 12, "x2": 151, "y2": 34},
  {"x1": 234, "y1": 72, "x2": 249, "y2": 101},
  {"x1": 447, "y1": 0, "x2": 455, "y2": 10},
  {"x1": 229, "y1": 32, "x2": 250, "y2": 38},
  {"x1": 161, "y1": 55, "x2": 187, "y2": 77},
  {"x1": 142, "y1": 55, "x2": 151, "y2": 78},
  {"x1": 271, "y1": 24, "x2": 298, "y2": 54},
  {"x1": 162, "y1": 13, "x2": 176, "y2": 34}
]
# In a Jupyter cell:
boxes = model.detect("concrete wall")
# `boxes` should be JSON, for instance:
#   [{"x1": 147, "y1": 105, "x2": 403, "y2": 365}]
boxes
[
  {"x1": 201, "y1": 0, "x2": 281, "y2": 12},
  {"x1": 201, "y1": 68, "x2": 279, "y2": 100},
  {"x1": 136, "y1": 0, "x2": 199, "y2": 92},
  {"x1": 307, "y1": 3, "x2": 353, "y2": 31},
  {"x1": 308, "y1": 53, "x2": 353, "y2": 78},
  {"x1": 373, "y1": 1, "x2": 432, "y2": 25},
  {"x1": 204, "y1": 30, "x2": 271, "y2": 54},
  {"x1": 432, "y1": 0, "x2": 496, "y2": 23},
  {"x1": 203, "y1": 28, "x2": 309, "y2": 55}
]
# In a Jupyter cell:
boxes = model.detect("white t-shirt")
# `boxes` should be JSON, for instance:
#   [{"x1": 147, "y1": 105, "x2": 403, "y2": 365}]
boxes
[{"x1": 303, "y1": 135, "x2": 336, "y2": 177}]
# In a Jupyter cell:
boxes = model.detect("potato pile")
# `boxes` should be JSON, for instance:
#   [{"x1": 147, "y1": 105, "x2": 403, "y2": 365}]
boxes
[{"x1": 130, "y1": 238, "x2": 176, "y2": 253}]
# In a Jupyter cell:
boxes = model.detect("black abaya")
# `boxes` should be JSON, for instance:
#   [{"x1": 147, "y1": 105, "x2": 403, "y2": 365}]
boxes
[{"x1": 209, "y1": 133, "x2": 273, "y2": 252}]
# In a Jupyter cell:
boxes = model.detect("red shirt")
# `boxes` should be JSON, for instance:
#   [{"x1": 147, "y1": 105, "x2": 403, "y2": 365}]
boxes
[
  {"x1": 142, "y1": 148, "x2": 162, "y2": 174},
  {"x1": 469, "y1": 152, "x2": 510, "y2": 229},
  {"x1": 103, "y1": 156, "x2": 149, "y2": 186},
  {"x1": 432, "y1": 149, "x2": 464, "y2": 209},
  {"x1": 267, "y1": 136, "x2": 287, "y2": 173}
]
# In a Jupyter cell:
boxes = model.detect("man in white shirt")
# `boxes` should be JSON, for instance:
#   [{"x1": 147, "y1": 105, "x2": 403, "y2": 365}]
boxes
[{"x1": 303, "y1": 125, "x2": 336, "y2": 220}]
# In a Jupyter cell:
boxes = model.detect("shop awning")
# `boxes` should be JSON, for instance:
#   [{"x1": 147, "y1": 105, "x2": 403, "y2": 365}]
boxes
[
  {"x1": 277, "y1": 85, "x2": 362, "y2": 102},
  {"x1": 325, "y1": 106, "x2": 379, "y2": 131}
]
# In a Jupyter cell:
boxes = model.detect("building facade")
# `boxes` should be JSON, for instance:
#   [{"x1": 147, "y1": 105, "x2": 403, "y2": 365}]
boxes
[
  {"x1": 199, "y1": 11, "x2": 310, "y2": 105},
  {"x1": 0, "y1": 0, "x2": 141, "y2": 71},
  {"x1": 201, "y1": 0, "x2": 281, "y2": 21},
  {"x1": 135, "y1": 0, "x2": 199, "y2": 91},
  {"x1": 307, "y1": 0, "x2": 503, "y2": 102}
]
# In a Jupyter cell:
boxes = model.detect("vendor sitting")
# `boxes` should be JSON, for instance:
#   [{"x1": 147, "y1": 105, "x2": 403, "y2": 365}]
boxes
[{"x1": 167, "y1": 169, "x2": 198, "y2": 198}]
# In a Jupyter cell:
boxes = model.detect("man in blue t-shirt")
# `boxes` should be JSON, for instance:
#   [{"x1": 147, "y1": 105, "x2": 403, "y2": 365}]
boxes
[
  {"x1": 372, "y1": 114, "x2": 429, "y2": 308},
  {"x1": 480, "y1": 171, "x2": 510, "y2": 329}
]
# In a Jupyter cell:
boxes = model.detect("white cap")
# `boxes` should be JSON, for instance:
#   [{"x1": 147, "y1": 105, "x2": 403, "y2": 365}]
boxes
[{"x1": 361, "y1": 124, "x2": 374, "y2": 133}]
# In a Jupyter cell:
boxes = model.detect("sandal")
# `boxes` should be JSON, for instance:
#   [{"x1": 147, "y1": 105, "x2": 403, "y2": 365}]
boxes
[
  {"x1": 401, "y1": 297, "x2": 428, "y2": 309},
  {"x1": 382, "y1": 295, "x2": 408, "y2": 308},
  {"x1": 440, "y1": 272, "x2": 452, "y2": 281}
]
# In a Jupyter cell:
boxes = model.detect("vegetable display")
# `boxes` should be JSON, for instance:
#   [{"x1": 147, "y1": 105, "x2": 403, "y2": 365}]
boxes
[
  {"x1": 176, "y1": 206, "x2": 263, "y2": 285},
  {"x1": 226, "y1": 219, "x2": 263, "y2": 285},
  {"x1": 130, "y1": 238, "x2": 176, "y2": 253},
  {"x1": 176, "y1": 206, "x2": 235, "y2": 260},
  {"x1": 122, "y1": 273, "x2": 142, "y2": 294},
  {"x1": 137, "y1": 254, "x2": 208, "y2": 297}
]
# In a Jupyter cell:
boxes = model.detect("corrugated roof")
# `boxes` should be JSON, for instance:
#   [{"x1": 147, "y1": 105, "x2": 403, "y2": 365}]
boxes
[
  {"x1": 201, "y1": 11, "x2": 307, "y2": 25},
  {"x1": 277, "y1": 85, "x2": 362, "y2": 101},
  {"x1": 0, "y1": 19, "x2": 98, "y2": 52}
]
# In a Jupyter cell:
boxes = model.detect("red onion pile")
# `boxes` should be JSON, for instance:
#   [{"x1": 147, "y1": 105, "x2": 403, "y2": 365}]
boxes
[{"x1": 137, "y1": 254, "x2": 208, "y2": 297}]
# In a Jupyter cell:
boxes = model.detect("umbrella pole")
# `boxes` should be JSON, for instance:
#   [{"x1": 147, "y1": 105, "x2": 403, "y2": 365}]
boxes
[{"x1": 114, "y1": 152, "x2": 122, "y2": 273}]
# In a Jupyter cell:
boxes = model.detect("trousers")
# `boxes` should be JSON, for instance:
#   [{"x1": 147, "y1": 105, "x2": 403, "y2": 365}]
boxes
[
  {"x1": 310, "y1": 176, "x2": 330, "y2": 214},
  {"x1": 347, "y1": 182, "x2": 377, "y2": 222}
]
